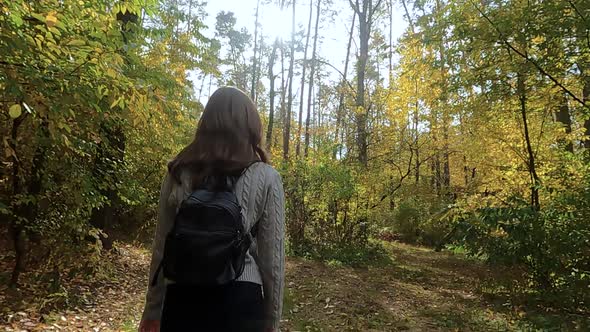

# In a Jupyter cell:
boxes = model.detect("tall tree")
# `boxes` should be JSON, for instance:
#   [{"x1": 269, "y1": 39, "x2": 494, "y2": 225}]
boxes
[
  {"x1": 283, "y1": 0, "x2": 297, "y2": 160},
  {"x1": 267, "y1": 39, "x2": 280, "y2": 151},
  {"x1": 305, "y1": 0, "x2": 322, "y2": 157},
  {"x1": 334, "y1": 14, "x2": 356, "y2": 159},
  {"x1": 349, "y1": 0, "x2": 383, "y2": 165},
  {"x1": 279, "y1": 41, "x2": 287, "y2": 150},
  {"x1": 215, "y1": 11, "x2": 251, "y2": 91},
  {"x1": 250, "y1": 0, "x2": 261, "y2": 101},
  {"x1": 296, "y1": 0, "x2": 315, "y2": 157}
]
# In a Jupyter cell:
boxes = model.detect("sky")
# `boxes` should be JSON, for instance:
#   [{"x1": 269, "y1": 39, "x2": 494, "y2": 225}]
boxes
[{"x1": 196, "y1": 0, "x2": 409, "y2": 104}]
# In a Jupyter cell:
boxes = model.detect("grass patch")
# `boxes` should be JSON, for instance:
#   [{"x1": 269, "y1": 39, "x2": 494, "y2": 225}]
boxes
[{"x1": 293, "y1": 239, "x2": 393, "y2": 268}]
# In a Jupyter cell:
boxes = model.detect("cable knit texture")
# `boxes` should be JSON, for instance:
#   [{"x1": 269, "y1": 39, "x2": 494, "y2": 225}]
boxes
[{"x1": 141, "y1": 162, "x2": 286, "y2": 330}]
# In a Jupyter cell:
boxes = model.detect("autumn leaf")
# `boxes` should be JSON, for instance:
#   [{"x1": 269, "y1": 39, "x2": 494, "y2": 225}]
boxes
[
  {"x1": 9, "y1": 104, "x2": 22, "y2": 118},
  {"x1": 46, "y1": 12, "x2": 58, "y2": 28}
]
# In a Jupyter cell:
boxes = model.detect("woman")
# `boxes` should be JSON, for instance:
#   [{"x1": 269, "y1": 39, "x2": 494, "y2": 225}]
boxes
[{"x1": 139, "y1": 87, "x2": 285, "y2": 332}]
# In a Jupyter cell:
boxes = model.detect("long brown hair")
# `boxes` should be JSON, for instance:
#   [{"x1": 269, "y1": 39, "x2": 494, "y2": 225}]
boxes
[{"x1": 168, "y1": 87, "x2": 268, "y2": 188}]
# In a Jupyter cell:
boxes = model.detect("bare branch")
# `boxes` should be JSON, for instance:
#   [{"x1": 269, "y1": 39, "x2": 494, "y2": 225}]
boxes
[
  {"x1": 348, "y1": 0, "x2": 360, "y2": 15},
  {"x1": 401, "y1": 0, "x2": 415, "y2": 33},
  {"x1": 314, "y1": 59, "x2": 357, "y2": 94},
  {"x1": 369, "y1": 0, "x2": 384, "y2": 21}
]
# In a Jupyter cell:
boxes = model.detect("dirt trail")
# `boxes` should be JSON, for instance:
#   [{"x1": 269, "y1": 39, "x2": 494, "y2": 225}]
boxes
[
  {"x1": 281, "y1": 243, "x2": 587, "y2": 331},
  {"x1": 1, "y1": 242, "x2": 587, "y2": 331}
]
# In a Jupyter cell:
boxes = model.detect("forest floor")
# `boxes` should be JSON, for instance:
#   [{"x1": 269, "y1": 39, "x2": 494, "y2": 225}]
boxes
[{"x1": 1, "y1": 241, "x2": 588, "y2": 332}]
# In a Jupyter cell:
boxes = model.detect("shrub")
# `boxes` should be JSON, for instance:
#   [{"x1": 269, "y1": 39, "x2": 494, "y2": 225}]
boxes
[
  {"x1": 392, "y1": 201, "x2": 422, "y2": 242},
  {"x1": 450, "y1": 189, "x2": 590, "y2": 307}
]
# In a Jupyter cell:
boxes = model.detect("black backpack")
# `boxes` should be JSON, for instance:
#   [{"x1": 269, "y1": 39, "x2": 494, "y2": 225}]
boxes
[{"x1": 151, "y1": 165, "x2": 258, "y2": 286}]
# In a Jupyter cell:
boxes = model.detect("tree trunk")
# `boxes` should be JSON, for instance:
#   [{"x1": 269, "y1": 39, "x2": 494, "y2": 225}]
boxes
[
  {"x1": 89, "y1": 121, "x2": 126, "y2": 250},
  {"x1": 414, "y1": 80, "x2": 420, "y2": 184},
  {"x1": 305, "y1": 0, "x2": 321, "y2": 157},
  {"x1": 387, "y1": 0, "x2": 393, "y2": 78},
  {"x1": 279, "y1": 42, "x2": 287, "y2": 149},
  {"x1": 266, "y1": 40, "x2": 280, "y2": 151},
  {"x1": 296, "y1": 0, "x2": 314, "y2": 157},
  {"x1": 198, "y1": 73, "x2": 206, "y2": 101},
  {"x1": 435, "y1": 0, "x2": 450, "y2": 191},
  {"x1": 517, "y1": 70, "x2": 540, "y2": 210},
  {"x1": 90, "y1": 10, "x2": 136, "y2": 250},
  {"x1": 350, "y1": 0, "x2": 381, "y2": 166},
  {"x1": 284, "y1": 1, "x2": 296, "y2": 160},
  {"x1": 9, "y1": 111, "x2": 49, "y2": 286},
  {"x1": 554, "y1": 93, "x2": 573, "y2": 153},
  {"x1": 186, "y1": 0, "x2": 193, "y2": 32},
  {"x1": 356, "y1": 8, "x2": 368, "y2": 166},
  {"x1": 8, "y1": 113, "x2": 25, "y2": 287},
  {"x1": 256, "y1": 35, "x2": 265, "y2": 103},
  {"x1": 435, "y1": 153, "x2": 442, "y2": 195},
  {"x1": 250, "y1": 0, "x2": 261, "y2": 101},
  {"x1": 402, "y1": 0, "x2": 419, "y2": 183},
  {"x1": 208, "y1": 74, "x2": 213, "y2": 96},
  {"x1": 583, "y1": 72, "x2": 590, "y2": 150},
  {"x1": 334, "y1": 14, "x2": 356, "y2": 159}
]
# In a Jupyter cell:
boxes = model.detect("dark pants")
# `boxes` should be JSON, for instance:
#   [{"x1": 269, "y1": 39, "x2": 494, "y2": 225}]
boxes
[{"x1": 160, "y1": 281, "x2": 265, "y2": 332}]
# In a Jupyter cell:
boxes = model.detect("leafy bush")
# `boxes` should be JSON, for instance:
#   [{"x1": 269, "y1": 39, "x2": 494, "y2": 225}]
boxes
[
  {"x1": 392, "y1": 201, "x2": 422, "y2": 242},
  {"x1": 420, "y1": 215, "x2": 451, "y2": 246},
  {"x1": 289, "y1": 238, "x2": 391, "y2": 268},
  {"x1": 280, "y1": 159, "x2": 369, "y2": 254},
  {"x1": 450, "y1": 188, "x2": 590, "y2": 307},
  {"x1": 374, "y1": 198, "x2": 450, "y2": 246}
]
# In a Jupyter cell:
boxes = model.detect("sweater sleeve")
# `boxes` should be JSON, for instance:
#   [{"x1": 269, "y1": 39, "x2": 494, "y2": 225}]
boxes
[
  {"x1": 141, "y1": 173, "x2": 176, "y2": 322},
  {"x1": 257, "y1": 170, "x2": 286, "y2": 330}
]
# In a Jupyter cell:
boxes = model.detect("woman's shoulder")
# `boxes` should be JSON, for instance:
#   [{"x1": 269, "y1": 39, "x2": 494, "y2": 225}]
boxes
[{"x1": 247, "y1": 162, "x2": 282, "y2": 184}]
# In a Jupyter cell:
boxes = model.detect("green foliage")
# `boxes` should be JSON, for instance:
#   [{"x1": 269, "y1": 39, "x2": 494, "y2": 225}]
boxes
[
  {"x1": 392, "y1": 201, "x2": 423, "y2": 243},
  {"x1": 449, "y1": 177, "x2": 590, "y2": 307},
  {"x1": 290, "y1": 238, "x2": 391, "y2": 268},
  {"x1": 280, "y1": 158, "x2": 372, "y2": 255},
  {"x1": 0, "y1": 0, "x2": 218, "y2": 286}
]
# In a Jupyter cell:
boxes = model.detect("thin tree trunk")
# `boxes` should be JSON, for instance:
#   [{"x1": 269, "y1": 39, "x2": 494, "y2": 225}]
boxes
[
  {"x1": 518, "y1": 70, "x2": 540, "y2": 210},
  {"x1": 312, "y1": 86, "x2": 318, "y2": 150},
  {"x1": 334, "y1": 14, "x2": 356, "y2": 159},
  {"x1": 296, "y1": 0, "x2": 314, "y2": 157},
  {"x1": 414, "y1": 80, "x2": 420, "y2": 184},
  {"x1": 250, "y1": 0, "x2": 261, "y2": 101},
  {"x1": 554, "y1": 93, "x2": 573, "y2": 153},
  {"x1": 305, "y1": 0, "x2": 321, "y2": 157},
  {"x1": 8, "y1": 113, "x2": 25, "y2": 287},
  {"x1": 435, "y1": 0, "x2": 450, "y2": 191},
  {"x1": 583, "y1": 72, "x2": 590, "y2": 150},
  {"x1": 430, "y1": 113, "x2": 441, "y2": 194},
  {"x1": 388, "y1": 0, "x2": 393, "y2": 78},
  {"x1": 208, "y1": 74, "x2": 213, "y2": 96},
  {"x1": 266, "y1": 40, "x2": 280, "y2": 151},
  {"x1": 90, "y1": 9, "x2": 136, "y2": 250},
  {"x1": 284, "y1": 1, "x2": 296, "y2": 160},
  {"x1": 256, "y1": 35, "x2": 265, "y2": 103},
  {"x1": 186, "y1": 0, "x2": 193, "y2": 33},
  {"x1": 357, "y1": 7, "x2": 368, "y2": 166},
  {"x1": 198, "y1": 74, "x2": 206, "y2": 101},
  {"x1": 279, "y1": 42, "x2": 287, "y2": 149},
  {"x1": 435, "y1": 153, "x2": 442, "y2": 195},
  {"x1": 463, "y1": 155, "x2": 469, "y2": 187},
  {"x1": 350, "y1": 0, "x2": 381, "y2": 166}
]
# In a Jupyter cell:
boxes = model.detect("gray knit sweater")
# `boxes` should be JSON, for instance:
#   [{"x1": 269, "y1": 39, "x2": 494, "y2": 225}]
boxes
[{"x1": 141, "y1": 162, "x2": 286, "y2": 330}]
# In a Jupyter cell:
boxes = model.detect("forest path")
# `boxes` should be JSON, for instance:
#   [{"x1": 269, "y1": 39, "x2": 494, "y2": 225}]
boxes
[
  {"x1": 1, "y1": 242, "x2": 582, "y2": 331},
  {"x1": 282, "y1": 243, "x2": 517, "y2": 331}
]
